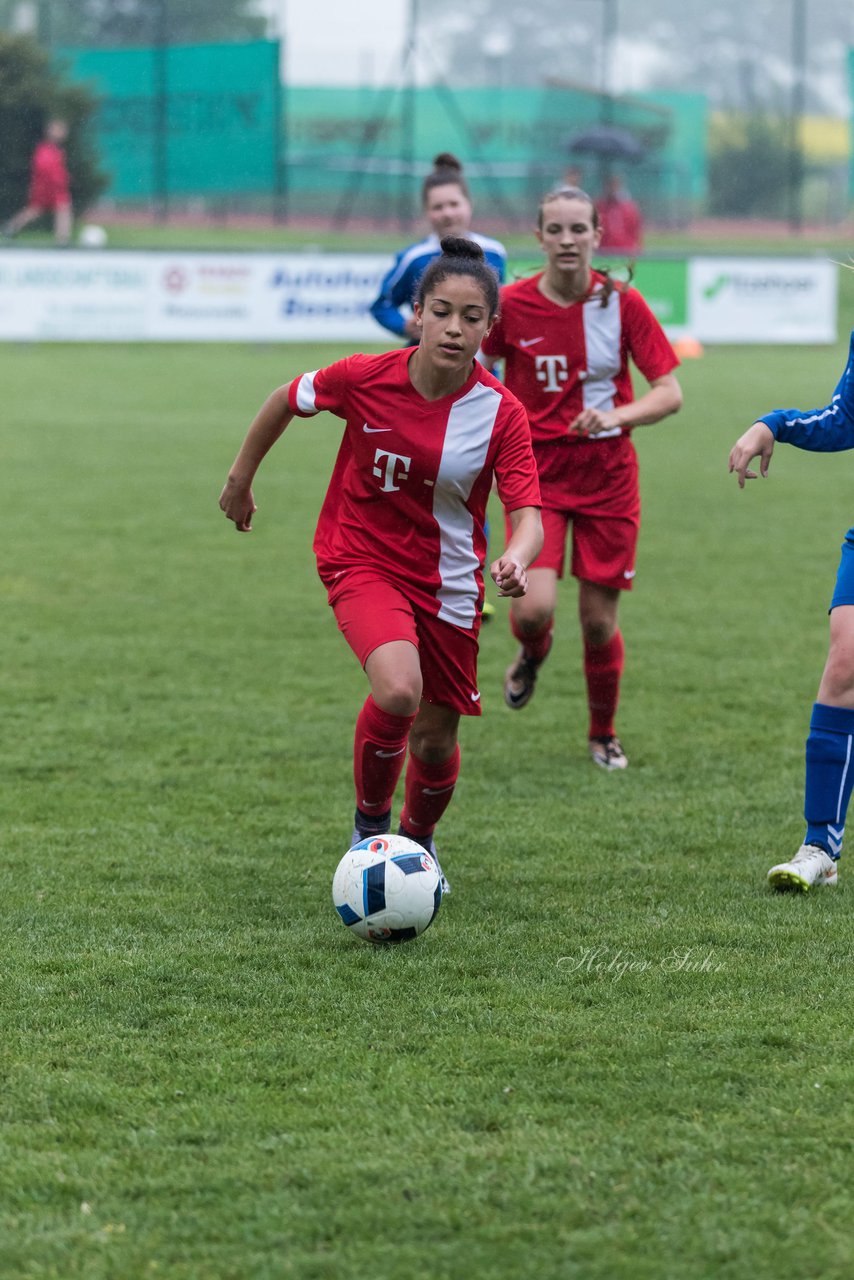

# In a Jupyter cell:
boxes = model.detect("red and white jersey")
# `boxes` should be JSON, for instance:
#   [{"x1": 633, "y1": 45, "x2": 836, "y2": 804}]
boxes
[
  {"x1": 481, "y1": 271, "x2": 678, "y2": 446},
  {"x1": 288, "y1": 348, "x2": 540, "y2": 630}
]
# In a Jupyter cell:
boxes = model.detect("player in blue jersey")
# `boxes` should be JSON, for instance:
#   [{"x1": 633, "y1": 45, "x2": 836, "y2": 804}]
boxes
[
  {"x1": 370, "y1": 152, "x2": 507, "y2": 345},
  {"x1": 729, "y1": 331, "x2": 854, "y2": 891}
]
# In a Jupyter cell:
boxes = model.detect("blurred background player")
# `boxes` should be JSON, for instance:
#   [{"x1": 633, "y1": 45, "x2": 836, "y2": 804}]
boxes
[
  {"x1": 370, "y1": 152, "x2": 506, "y2": 344},
  {"x1": 729, "y1": 331, "x2": 854, "y2": 892},
  {"x1": 481, "y1": 184, "x2": 681, "y2": 770},
  {"x1": 220, "y1": 238, "x2": 542, "y2": 894},
  {"x1": 596, "y1": 173, "x2": 643, "y2": 256},
  {"x1": 3, "y1": 119, "x2": 72, "y2": 246}
]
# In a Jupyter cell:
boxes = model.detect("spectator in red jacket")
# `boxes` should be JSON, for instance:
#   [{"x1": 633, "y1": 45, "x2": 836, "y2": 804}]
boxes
[
  {"x1": 3, "y1": 119, "x2": 72, "y2": 246},
  {"x1": 596, "y1": 174, "x2": 643, "y2": 256}
]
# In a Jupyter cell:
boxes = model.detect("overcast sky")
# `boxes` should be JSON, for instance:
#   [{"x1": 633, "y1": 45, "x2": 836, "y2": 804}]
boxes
[{"x1": 265, "y1": 1, "x2": 410, "y2": 86}]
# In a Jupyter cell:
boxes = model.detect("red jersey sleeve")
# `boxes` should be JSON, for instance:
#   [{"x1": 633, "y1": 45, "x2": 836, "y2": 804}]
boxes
[
  {"x1": 287, "y1": 357, "x2": 354, "y2": 418},
  {"x1": 492, "y1": 398, "x2": 541, "y2": 513},
  {"x1": 621, "y1": 288, "x2": 679, "y2": 382}
]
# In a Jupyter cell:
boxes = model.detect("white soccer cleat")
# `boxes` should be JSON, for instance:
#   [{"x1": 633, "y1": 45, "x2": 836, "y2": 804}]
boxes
[
  {"x1": 589, "y1": 735, "x2": 628, "y2": 771},
  {"x1": 767, "y1": 843, "x2": 838, "y2": 892}
]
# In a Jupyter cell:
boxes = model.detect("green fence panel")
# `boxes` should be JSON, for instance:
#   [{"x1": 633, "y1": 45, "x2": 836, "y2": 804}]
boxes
[{"x1": 60, "y1": 40, "x2": 279, "y2": 197}]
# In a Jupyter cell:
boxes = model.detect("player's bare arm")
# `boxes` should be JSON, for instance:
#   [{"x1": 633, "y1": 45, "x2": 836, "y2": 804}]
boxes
[
  {"x1": 491, "y1": 506, "x2": 543, "y2": 597},
  {"x1": 728, "y1": 421, "x2": 775, "y2": 488},
  {"x1": 570, "y1": 372, "x2": 682, "y2": 437},
  {"x1": 220, "y1": 383, "x2": 295, "y2": 531}
]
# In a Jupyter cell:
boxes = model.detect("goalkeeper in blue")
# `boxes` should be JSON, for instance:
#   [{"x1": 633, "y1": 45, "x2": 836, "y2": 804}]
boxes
[{"x1": 729, "y1": 333, "x2": 854, "y2": 891}]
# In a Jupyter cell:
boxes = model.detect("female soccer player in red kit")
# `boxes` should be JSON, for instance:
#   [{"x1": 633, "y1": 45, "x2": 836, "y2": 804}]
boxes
[
  {"x1": 3, "y1": 119, "x2": 72, "y2": 246},
  {"x1": 220, "y1": 239, "x2": 542, "y2": 892},
  {"x1": 481, "y1": 185, "x2": 682, "y2": 770}
]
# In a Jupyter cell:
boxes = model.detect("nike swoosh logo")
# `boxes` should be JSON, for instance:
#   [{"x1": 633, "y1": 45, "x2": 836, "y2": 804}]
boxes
[
  {"x1": 422, "y1": 784, "x2": 456, "y2": 795},
  {"x1": 470, "y1": 691, "x2": 481, "y2": 702},
  {"x1": 376, "y1": 747, "x2": 406, "y2": 758},
  {"x1": 363, "y1": 425, "x2": 392, "y2": 433},
  {"x1": 519, "y1": 337, "x2": 544, "y2": 348}
]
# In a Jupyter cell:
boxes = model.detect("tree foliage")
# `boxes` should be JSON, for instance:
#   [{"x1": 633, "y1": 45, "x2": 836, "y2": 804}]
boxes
[
  {"x1": 707, "y1": 115, "x2": 794, "y2": 216},
  {"x1": 0, "y1": 33, "x2": 107, "y2": 219}
]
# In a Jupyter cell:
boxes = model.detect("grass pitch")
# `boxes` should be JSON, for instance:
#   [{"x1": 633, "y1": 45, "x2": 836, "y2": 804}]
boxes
[{"x1": 3, "y1": 297, "x2": 854, "y2": 1278}]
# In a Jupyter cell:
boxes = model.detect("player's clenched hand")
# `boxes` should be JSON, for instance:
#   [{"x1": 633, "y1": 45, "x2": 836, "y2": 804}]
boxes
[
  {"x1": 569, "y1": 407, "x2": 621, "y2": 437},
  {"x1": 490, "y1": 555, "x2": 528, "y2": 598},
  {"x1": 728, "y1": 422, "x2": 775, "y2": 489},
  {"x1": 219, "y1": 478, "x2": 257, "y2": 531}
]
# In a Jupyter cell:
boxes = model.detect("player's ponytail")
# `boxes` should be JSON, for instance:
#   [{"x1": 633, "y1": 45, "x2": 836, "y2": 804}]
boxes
[
  {"x1": 422, "y1": 152, "x2": 470, "y2": 204},
  {"x1": 416, "y1": 235, "x2": 499, "y2": 316}
]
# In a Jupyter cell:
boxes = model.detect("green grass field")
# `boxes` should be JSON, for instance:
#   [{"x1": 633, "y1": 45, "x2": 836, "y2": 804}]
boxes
[{"x1": 3, "y1": 264, "x2": 854, "y2": 1278}]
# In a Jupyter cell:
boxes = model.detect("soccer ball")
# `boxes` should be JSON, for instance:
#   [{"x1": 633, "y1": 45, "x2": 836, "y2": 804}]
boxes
[
  {"x1": 332, "y1": 834, "x2": 442, "y2": 945},
  {"x1": 78, "y1": 224, "x2": 108, "y2": 248}
]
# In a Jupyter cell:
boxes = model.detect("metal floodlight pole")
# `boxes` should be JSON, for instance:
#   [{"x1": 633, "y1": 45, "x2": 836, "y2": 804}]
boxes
[
  {"x1": 273, "y1": 2, "x2": 288, "y2": 223},
  {"x1": 38, "y1": 0, "x2": 52, "y2": 47},
  {"x1": 599, "y1": 0, "x2": 618, "y2": 188},
  {"x1": 788, "y1": 0, "x2": 807, "y2": 233},
  {"x1": 600, "y1": 0, "x2": 617, "y2": 105},
  {"x1": 153, "y1": 0, "x2": 169, "y2": 223},
  {"x1": 400, "y1": 0, "x2": 418, "y2": 231}
]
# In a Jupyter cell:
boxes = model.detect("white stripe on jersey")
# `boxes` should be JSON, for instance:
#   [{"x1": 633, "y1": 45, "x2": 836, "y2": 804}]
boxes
[
  {"x1": 384, "y1": 236, "x2": 440, "y2": 291},
  {"x1": 581, "y1": 291, "x2": 623, "y2": 440},
  {"x1": 433, "y1": 382, "x2": 501, "y2": 627},
  {"x1": 295, "y1": 370, "x2": 319, "y2": 414},
  {"x1": 788, "y1": 393, "x2": 841, "y2": 428}
]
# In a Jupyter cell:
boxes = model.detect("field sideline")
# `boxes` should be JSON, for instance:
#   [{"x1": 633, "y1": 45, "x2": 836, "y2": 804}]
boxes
[{"x1": 2, "y1": 267, "x2": 854, "y2": 1277}]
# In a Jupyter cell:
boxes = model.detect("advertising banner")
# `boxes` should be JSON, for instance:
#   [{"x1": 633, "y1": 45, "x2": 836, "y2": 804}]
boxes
[
  {"x1": 0, "y1": 251, "x2": 391, "y2": 343},
  {"x1": 688, "y1": 257, "x2": 838, "y2": 344},
  {"x1": 0, "y1": 250, "x2": 837, "y2": 345}
]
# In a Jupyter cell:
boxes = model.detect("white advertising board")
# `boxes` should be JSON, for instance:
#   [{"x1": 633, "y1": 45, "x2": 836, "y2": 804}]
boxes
[
  {"x1": 0, "y1": 249, "x2": 839, "y2": 344},
  {"x1": 689, "y1": 257, "x2": 838, "y2": 344},
  {"x1": 0, "y1": 250, "x2": 392, "y2": 343}
]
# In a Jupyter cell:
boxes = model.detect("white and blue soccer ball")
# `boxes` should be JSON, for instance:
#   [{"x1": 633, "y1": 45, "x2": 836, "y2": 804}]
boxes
[{"x1": 332, "y1": 834, "x2": 442, "y2": 944}]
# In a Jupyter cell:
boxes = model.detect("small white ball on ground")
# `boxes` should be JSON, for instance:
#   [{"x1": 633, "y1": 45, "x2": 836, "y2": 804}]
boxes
[{"x1": 78, "y1": 224, "x2": 108, "y2": 248}]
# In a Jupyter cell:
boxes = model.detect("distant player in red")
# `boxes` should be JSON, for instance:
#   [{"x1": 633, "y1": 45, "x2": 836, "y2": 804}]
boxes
[
  {"x1": 220, "y1": 238, "x2": 543, "y2": 891},
  {"x1": 481, "y1": 185, "x2": 682, "y2": 770},
  {"x1": 596, "y1": 174, "x2": 643, "y2": 256},
  {"x1": 3, "y1": 119, "x2": 72, "y2": 246}
]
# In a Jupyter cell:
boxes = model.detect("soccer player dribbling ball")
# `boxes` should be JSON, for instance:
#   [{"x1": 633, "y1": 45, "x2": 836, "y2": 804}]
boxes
[
  {"x1": 480, "y1": 185, "x2": 682, "y2": 770},
  {"x1": 220, "y1": 238, "x2": 543, "y2": 894},
  {"x1": 729, "y1": 332, "x2": 854, "y2": 892}
]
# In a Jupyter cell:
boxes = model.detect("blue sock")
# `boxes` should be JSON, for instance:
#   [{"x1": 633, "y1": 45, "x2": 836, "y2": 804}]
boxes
[{"x1": 803, "y1": 702, "x2": 854, "y2": 859}]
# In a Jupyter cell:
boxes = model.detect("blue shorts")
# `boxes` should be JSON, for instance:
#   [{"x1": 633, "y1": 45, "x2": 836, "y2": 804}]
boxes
[{"x1": 830, "y1": 526, "x2": 854, "y2": 610}]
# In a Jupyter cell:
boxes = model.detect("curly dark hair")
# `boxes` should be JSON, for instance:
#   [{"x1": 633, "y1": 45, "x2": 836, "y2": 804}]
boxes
[{"x1": 415, "y1": 235, "x2": 500, "y2": 316}]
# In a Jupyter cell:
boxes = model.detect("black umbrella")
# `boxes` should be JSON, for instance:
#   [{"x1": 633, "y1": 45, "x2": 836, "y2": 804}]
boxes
[{"x1": 566, "y1": 125, "x2": 646, "y2": 162}]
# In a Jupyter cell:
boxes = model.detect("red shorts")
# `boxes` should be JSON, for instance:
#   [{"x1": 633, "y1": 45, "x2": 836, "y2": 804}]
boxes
[
  {"x1": 506, "y1": 435, "x2": 640, "y2": 590},
  {"x1": 28, "y1": 185, "x2": 71, "y2": 212},
  {"x1": 327, "y1": 569, "x2": 482, "y2": 717}
]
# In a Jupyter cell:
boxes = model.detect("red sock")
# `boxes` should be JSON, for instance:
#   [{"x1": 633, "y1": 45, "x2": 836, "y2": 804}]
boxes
[
  {"x1": 400, "y1": 745, "x2": 461, "y2": 838},
  {"x1": 354, "y1": 696, "x2": 415, "y2": 815},
  {"x1": 510, "y1": 614, "x2": 553, "y2": 664},
  {"x1": 584, "y1": 630, "x2": 624, "y2": 739}
]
